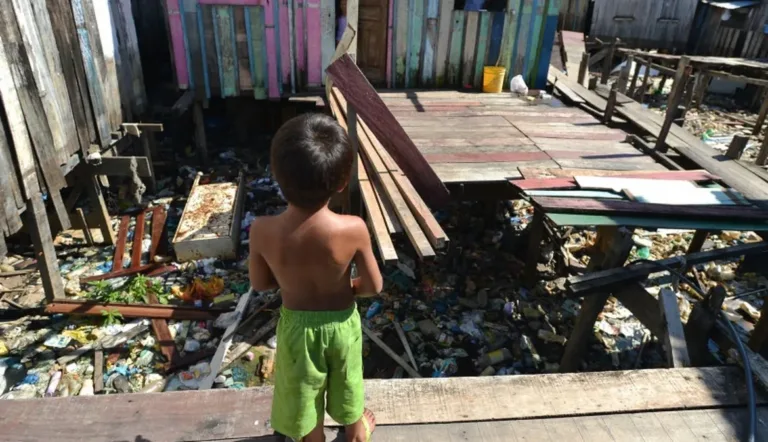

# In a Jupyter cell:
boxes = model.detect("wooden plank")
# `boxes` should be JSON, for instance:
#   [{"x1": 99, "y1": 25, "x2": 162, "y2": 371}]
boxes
[
  {"x1": 363, "y1": 325, "x2": 422, "y2": 377},
  {"x1": 461, "y1": 11, "x2": 478, "y2": 87},
  {"x1": 499, "y1": 1, "x2": 517, "y2": 84},
  {"x1": 447, "y1": 11, "x2": 464, "y2": 87},
  {"x1": 306, "y1": 0, "x2": 321, "y2": 87},
  {"x1": 71, "y1": 0, "x2": 111, "y2": 146},
  {"x1": 246, "y1": 6, "x2": 267, "y2": 99},
  {"x1": 659, "y1": 288, "x2": 690, "y2": 368},
  {"x1": 655, "y1": 57, "x2": 691, "y2": 152},
  {"x1": 90, "y1": 0, "x2": 122, "y2": 128},
  {"x1": 214, "y1": 6, "x2": 237, "y2": 97},
  {"x1": 425, "y1": 151, "x2": 551, "y2": 163},
  {"x1": 326, "y1": 62, "x2": 450, "y2": 207},
  {"x1": 473, "y1": 11, "x2": 490, "y2": 89},
  {"x1": 183, "y1": 0, "x2": 206, "y2": 100},
  {"x1": 201, "y1": 5, "x2": 221, "y2": 95},
  {"x1": 0, "y1": 4, "x2": 67, "y2": 194},
  {"x1": 431, "y1": 160, "x2": 558, "y2": 183},
  {"x1": 147, "y1": 293, "x2": 180, "y2": 367},
  {"x1": 199, "y1": 290, "x2": 252, "y2": 389},
  {"x1": 374, "y1": 173, "x2": 433, "y2": 259},
  {"x1": 131, "y1": 210, "x2": 146, "y2": 268},
  {"x1": 294, "y1": 0, "x2": 305, "y2": 90},
  {"x1": 112, "y1": 215, "x2": 129, "y2": 270},
  {"x1": 371, "y1": 176, "x2": 401, "y2": 234},
  {"x1": 0, "y1": 125, "x2": 23, "y2": 236},
  {"x1": 278, "y1": 0, "x2": 290, "y2": 92},
  {"x1": 420, "y1": 0, "x2": 438, "y2": 86},
  {"x1": 406, "y1": 0, "x2": 424, "y2": 88},
  {"x1": 393, "y1": 0, "x2": 408, "y2": 87},
  {"x1": 549, "y1": 66, "x2": 604, "y2": 109},
  {"x1": 434, "y1": 0, "x2": 452, "y2": 87},
  {"x1": 89, "y1": 156, "x2": 153, "y2": 177},
  {"x1": 46, "y1": 298, "x2": 228, "y2": 319},
  {"x1": 0, "y1": 367, "x2": 758, "y2": 440},
  {"x1": 525, "y1": 0, "x2": 545, "y2": 84},
  {"x1": 518, "y1": 168, "x2": 718, "y2": 181},
  {"x1": 514, "y1": 0, "x2": 533, "y2": 77}
]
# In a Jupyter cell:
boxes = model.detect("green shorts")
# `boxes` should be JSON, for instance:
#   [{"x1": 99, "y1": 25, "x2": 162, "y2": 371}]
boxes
[{"x1": 271, "y1": 304, "x2": 364, "y2": 439}]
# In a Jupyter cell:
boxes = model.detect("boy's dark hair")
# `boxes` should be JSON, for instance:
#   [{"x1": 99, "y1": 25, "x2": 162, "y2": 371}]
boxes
[{"x1": 271, "y1": 113, "x2": 353, "y2": 210}]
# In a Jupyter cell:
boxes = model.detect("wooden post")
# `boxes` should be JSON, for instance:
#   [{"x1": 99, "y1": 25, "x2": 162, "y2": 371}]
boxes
[
  {"x1": 757, "y1": 132, "x2": 768, "y2": 166},
  {"x1": 75, "y1": 208, "x2": 94, "y2": 245},
  {"x1": 692, "y1": 72, "x2": 710, "y2": 109},
  {"x1": 753, "y1": 90, "x2": 768, "y2": 136},
  {"x1": 27, "y1": 193, "x2": 64, "y2": 301},
  {"x1": 139, "y1": 131, "x2": 157, "y2": 193},
  {"x1": 600, "y1": 39, "x2": 617, "y2": 84},
  {"x1": 657, "y1": 75, "x2": 668, "y2": 94},
  {"x1": 603, "y1": 84, "x2": 618, "y2": 124},
  {"x1": 637, "y1": 59, "x2": 651, "y2": 103},
  {"x1": 655, "y1": 56, "x2": 691, "y2": 153},
  {"x1": 750, "y1": 293, "x2": 768, "y2": 354},
  {"x1": 560, "y1": 227, "x2": 634, "y2": 372},
  {"x1": 85, "y1": 174, "x2": 115, "y2": 245},
  {"x1": 588, "y1": 76, "x2": 598, "y2": 90},
  {"x1": 193, "y1": 100, "x2": 207, "y2": 162},
  {"x1": 577, "y1": 52, "x2": 590, "y2": 87},
  {"x1": 726, "y1": 134, "x2": 749, "y2": 160},
  {"x1": 627, "y1": 57, "x2": 641, "y2": 96},
  {"x1": 659, "y1": 288, "x2": 690, "y2": 368},
  {"x1": 524, "y1": 210, "x2": 545, "y2": 287},
  {"x1": 347, "y1": 103, "x2": 361, "y2": 216},
  {"x1": 616, "y1": 55, "x2": 632, "y2": 94},
  {"x1": 680, "y1": 74, "x2": 698, "y2": 120},
  {"x1": 686, "y1": 230, "x2": 710, "y2": 254},
  {"x1": 685, "y1": 286, "x2": 725, "y2": 366}
]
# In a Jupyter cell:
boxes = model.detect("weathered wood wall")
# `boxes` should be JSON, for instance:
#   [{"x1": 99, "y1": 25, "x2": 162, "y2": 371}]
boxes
[
  {"x1": 692, "y1": 4, "x2": 768, "y2": 58},
  {"x1": 0, "y1": 0, "x2": 145, "y2": 257},
  {"x1": 590, "y1": 0, "x2": 698, "y2": 50},
  {"x1": 557, "y1": 0, "x2": 588, "y2": 32},
  {"x1": 168, "y1": 0, "x2": 560, "y2": 98}
]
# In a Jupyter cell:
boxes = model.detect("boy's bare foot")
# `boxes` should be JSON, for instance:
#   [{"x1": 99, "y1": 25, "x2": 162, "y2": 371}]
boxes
[
  {"x1": 345, "y1": 408, "x2": 376, "y2": 442},
  {"x1": 302, "y1": 421, "x2": 325, "y2": 442}
]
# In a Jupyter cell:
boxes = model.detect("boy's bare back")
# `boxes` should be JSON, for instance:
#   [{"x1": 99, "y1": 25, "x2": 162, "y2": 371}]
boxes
[{"x1": 249, "y1": 205, "x2": 379, "y2": 311}]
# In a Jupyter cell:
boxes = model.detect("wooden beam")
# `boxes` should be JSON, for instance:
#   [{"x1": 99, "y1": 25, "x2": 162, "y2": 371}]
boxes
[
  {"x1": 686, "y1": 286, "x2": 726, "y2": 366},
  {"x1": 75, "y1": 208, "x2": 94, "y2": 245},
  {"x1": 655, "y1": 56, "x2": 691, "y2": 153},
  {"x1": 626, "y1": 135, "x2": 684, "y2": 171},
  {"x1": 600, "y1": 38, "x2": 617, "y2": 84},
  {"x1": 692, "y1": 72, "x2": 711, "y2": 109},
  {"x1": 131, "y1": 210, "x2": 146, "y2": 268},
  {"x1": 139, "y1": 133, "x2": 157, "y2": 193},
  {"x1": 708, "y1": 69, "x2": 768, "y2": 88},
  {"x1": 627, "y1": 57, "x2": 641, "y2": 96},
  {"x1": 603, "y1": 85, "x2": 617, "y2": 124},
  {"x1": 614, "y1": 284, "x2": 664, "y2": 337},
  {"x1": 687, "y1": 230, "x2": 710, "y2": 255},
  {"x1": 726, "y1": 134, "x2": 749, "y2": 160},
  {"x1": 44, "y1": 299, "x2": 230, "y2": 320},
  {"x1": 616, "y1": 55, "x2": 632, "y2": 93},
  {"x1": 658, "y1": 288, "x2": 690, "y2": 368},
  {"x1": 637, "y1": 59, "x2": 651, "y2": 102},
  {"x1": 85, "y1": 175, "x2": 115, "y2": 245},
  {"x1": 749, "y1": 293, "x2": 768, "y2": 354},
  {"x1": 362, "y1": 325, "x2": 422, "y2": 378},
  {"x1": 93, "y1": 350, "x2": 103, "y2": 393},
  {"x1": 560, "y1": 227, "x2": 634, "y2": 372},
  {"x1": 326, "y1": 55, "x2": 451, "y2": 207},
  {"x1": 147, "y1": 293, "x2": 180, "y2": 368}
]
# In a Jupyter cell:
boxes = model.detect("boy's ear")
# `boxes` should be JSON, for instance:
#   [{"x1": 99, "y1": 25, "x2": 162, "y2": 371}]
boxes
[{"x1": 337, "y1": 178, "x2": 350, "y2": 193}]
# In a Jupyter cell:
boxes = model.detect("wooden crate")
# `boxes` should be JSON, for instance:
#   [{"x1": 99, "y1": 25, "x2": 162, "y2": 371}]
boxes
[{"x1": 172, "y1": 173, "x2": 245, "y2": 262}]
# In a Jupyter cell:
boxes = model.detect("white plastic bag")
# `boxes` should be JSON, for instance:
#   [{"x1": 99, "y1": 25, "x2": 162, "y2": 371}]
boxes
[{"x1": 509, "y1": 74, "x2": 529, "y2": 96}]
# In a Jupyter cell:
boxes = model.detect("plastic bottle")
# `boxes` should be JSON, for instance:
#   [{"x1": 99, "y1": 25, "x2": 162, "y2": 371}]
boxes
[{"x1": 477, "y1": 348, "x2": 513, "y2": 368}]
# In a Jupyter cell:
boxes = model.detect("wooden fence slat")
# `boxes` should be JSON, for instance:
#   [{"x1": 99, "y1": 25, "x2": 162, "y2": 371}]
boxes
[
  {"x1": 264, "y1": 0, "x2": 280, "y2": 97},
  {"x1": 386, "y1": 0, "x2": 394, "y2": 87},
  {"x1": 234, "y1": 6, "x2": 252, "y2": 93},
  {"x1": 279, "y1": 0, "x2": 291, "y2": 90},
  {"x1": 447, "y1": 11, "x2": 464, "y2": 86},
  {"x1": 434, "y1": 0, "x2": 452, "y2": 87},
  {"x1": 46, "y1": 0, "x2": 96, "y2": 155},
  {"x1": 183, "y1": 0, "x2": 206, "y2": 99},
  {"x1": 113, "y1": 0, "x2": 147, "y2": 115},
  {"x1": 533, "y1": 0, "x2": 559, "y2": 89},
  {"x1": 515, "y1": 0, "x2": 533, "y2": 78},
  {"x1": 406, "y1": 0, "x2": 424, "y2": 87},
  {"x1": 500, "y1": 0, "x2": 518, "y2": 84},
  {"x1": 319, "y1": 0, "x2": 334, "y2": 84},
  {"x1": 166, "y1": 0, "x2": 189, "y2": 88},
  {"x1": 202, "y1": 5, "x2": 221, "y2": 95},
  {"x1": 526, "y1": 0, "x2": 545, "y2": 84},
  {"x1": 486, "y1": 11, "x2": 504, "y2": 66},
  {"x1": 473, "y1": 11, "x2": 490, "y2": 89},
  {"x1": 0, "y1": 123, "x2": 23, "y2": 235},
  {"x1": 214, "y1": 6, "x2": 237, "y2": 97},
  {"x1": 420, "y1": 0, "x2": 438, "y2": 86},
  {"x1": 294, "y1": 0, "x2": 306, "y2": 88},
  {"x1": 246, "y1": 6, "x2": 267, "y2": 99},
  {"x1": 105, "y1": 0, "x2": 133, "y2": 122},
  {"x1": 306, "y1": 0, "x2": 322, "y2": 86},
  {"x1": 461, "y1": 11, "x2": 478, "y2": 87},
  {"x1": 394, "y1": 0, "x2": 408, "y2": 87}
]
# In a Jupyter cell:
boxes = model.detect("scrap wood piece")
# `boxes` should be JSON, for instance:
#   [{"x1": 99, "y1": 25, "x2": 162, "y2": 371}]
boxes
[
  {"x1": 149, "y1": 205, "x2": 168, "y2": 259},
  {"x1": 79, "y1": 263, "x2": 175, "y2": 283},
  {"x1": 148, "y1": 293, "x2": 180, "y2": 369},
  {"x1": 362, "y1": 325, "x2": 422, "y2": 378},
  {"x1": 199, "y1": 290, "x2": 253, "y2": 390},
  {"x1": 371, "y1": 176, "x2": 402, "y2": 235},
  {"x1": 94, "y1": 350, "x2": 103, "y2": 393},
  {"x1": 328, "y1": 92, "x2": 398, "y2": 264},
  {"x1": 659, "y1": 288, "x2": 691, "y2": 368},
  {"x1": 333, "y1": 89, "x2": 447, "y2": 250},
  {"x1": 517, "y1": 167, "x2": 719, "y2": 181},
  {"x1": 45, "y1": 299, "x2": 229, "y2": 320},
  {"x1": 131, "y1": 209, "x2": 147, "y2": 268},
  {"x1": 394, "y1": 321, "x2": 418, "y2": 371},
  {"x1": 568, "y1": 241, "x2": 768, "y2": 296},
  {"x1": 548, "y1": 66, "x2": 607, "y2": 111},
  {"x1": 547, "y1": 72, "x2": 585, "y2": 104},
  {"x1": 326, "y1": 54, "x2": 451, "y2": 208},
  {"x1": 222, "y1": 315, "x2": 279, "y2": 372},
  {"x1": 112, "y1": 215, "x2": 130, "y2": 271},
  {"x1": 531, "y1": 196, "x2": 768, "y2": 220}
]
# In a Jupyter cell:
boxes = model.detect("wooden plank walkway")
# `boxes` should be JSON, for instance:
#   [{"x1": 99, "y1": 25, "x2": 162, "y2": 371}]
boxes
[
  {"x1": 0, "y1": 366, "x2": 760, "y2": 441},
  {"x1": 379, "y1": 90, "x2": 665, "y2": 183}
]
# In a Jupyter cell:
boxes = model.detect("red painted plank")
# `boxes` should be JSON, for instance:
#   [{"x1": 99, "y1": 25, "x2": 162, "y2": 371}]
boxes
[
  {"x1": 511, "y1": 170, "x2": 721, "y2": 190},
  {"x1": 412, "y1": 138, "x2": 536, "y2": 147},
  {"x1": 149, "y1": 206, "x2": 168, "y2": 260},
  {"x1": 131, "y1": 210, "x2": 147, "y2": 269},
  {"x1": 531, "y1": 197, "x2": 768, "y2": 219},
  {"x1": 546, "y1": 151, "x2": 648, "y2": 160},
  {"x1": 520, "y1": 130, "x2": 627, "y2": 141},
  {"x1": 424, "y1": 151, "x2": 551, "y2": 163},
  {"x1": 112, "y1": 216, "x2": 130, "y2": 271},
  {"x1": 327, "y1": 55, "x2": 450, "y2": 207},
  {"x1": 513, "y1": 178, "x2": 580, "y2": 189}
]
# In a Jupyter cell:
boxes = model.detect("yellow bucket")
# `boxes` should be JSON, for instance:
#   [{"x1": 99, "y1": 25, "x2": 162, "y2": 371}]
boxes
[{"x1": 482, "y1": 66, "x2": 506, "y2": 93}]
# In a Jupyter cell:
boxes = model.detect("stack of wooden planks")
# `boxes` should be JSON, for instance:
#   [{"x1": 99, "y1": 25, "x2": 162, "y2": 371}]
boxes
[{"x1": 328, "y1": 87, "x2": 448, "y2": 264}]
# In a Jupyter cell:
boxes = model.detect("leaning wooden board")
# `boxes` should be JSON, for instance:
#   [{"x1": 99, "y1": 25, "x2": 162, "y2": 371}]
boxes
[
  {"x1": 0, "y1": 366, "x2": 759, "y2": 441},
  {"x1": 172, "y1": 173, "x2": 245, "y2": 262}
]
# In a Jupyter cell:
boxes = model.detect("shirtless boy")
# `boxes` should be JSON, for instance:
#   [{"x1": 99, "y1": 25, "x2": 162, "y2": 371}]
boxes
[{"x1": 249, "y1": 113, "x2": 382, "y2": 442}]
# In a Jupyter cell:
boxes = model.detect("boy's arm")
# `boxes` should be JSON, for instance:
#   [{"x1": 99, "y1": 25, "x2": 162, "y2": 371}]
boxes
[
  {"x1": 350, "y1": 217, "x2": 383, "y2": 296},
  {"x1": 249, "y1": 219, "x2": 278, "y2": 292}
]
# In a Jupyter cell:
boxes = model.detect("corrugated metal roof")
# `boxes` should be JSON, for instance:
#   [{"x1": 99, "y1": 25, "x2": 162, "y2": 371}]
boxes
[{"x1": 701, "y1": 0, "x2": 759, "y2": 10}]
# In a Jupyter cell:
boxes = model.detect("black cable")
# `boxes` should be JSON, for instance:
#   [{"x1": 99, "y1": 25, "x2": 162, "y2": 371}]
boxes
[{"x1": 630, "y1": 259, "x2": 756, "y2": 442}]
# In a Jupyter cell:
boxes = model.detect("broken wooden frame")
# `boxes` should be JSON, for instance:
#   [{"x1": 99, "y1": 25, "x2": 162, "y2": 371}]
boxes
[{"x1": 44, "y1": 299, "x2": 229, "y2": 320}]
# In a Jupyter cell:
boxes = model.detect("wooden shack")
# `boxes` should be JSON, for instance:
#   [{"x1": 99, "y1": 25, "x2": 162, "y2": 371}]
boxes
[
  {"x1": 163, "y1": 0, "x2": 560, "y2": 98},
  {"x1": 0, "y1": 0, "x2": 151, "y2": 300},
  {"x1": 589, "y1": 0, "x2": 699, "y2": 49},
  {"x1": 690, "y1": 0, "x2": 768, "y2": 58}
]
